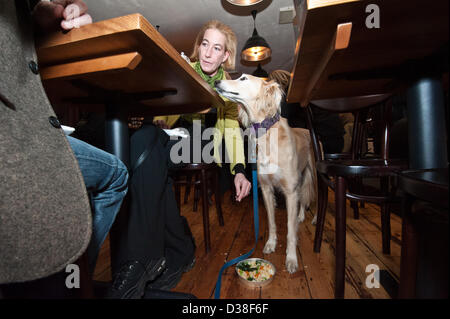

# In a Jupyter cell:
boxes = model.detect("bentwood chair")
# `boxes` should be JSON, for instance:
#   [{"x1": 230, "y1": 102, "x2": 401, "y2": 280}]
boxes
[
  {"x1": 305, "y1": 94, "x2": 408, "y2": 298},
  {"x1": 172, "y1": 163, "x2": 224, "y2": 253}
]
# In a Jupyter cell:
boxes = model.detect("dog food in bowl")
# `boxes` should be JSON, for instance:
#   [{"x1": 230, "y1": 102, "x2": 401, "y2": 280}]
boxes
[{"x1": 235, "y1": 258, "x2": 275, "y2": 287}]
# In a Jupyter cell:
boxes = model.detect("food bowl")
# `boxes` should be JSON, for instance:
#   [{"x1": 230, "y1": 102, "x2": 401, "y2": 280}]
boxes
[{"x1": 235, "y1": 258, "x2": 276, "y2": 288}]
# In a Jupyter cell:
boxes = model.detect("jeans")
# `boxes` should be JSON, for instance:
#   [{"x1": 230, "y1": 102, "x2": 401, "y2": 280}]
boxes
[{"x1": 67, "y1": 136, "x2": 129, "y2": 272}]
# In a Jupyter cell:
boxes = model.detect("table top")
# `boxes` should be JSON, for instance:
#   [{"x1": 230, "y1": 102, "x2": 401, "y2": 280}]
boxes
[
  {"x1": 287, "y1": 0, "x2": 449, "y2": 106},
  {"x1": 399, "y1": 169, "x2": 449, "y2": 188},
  {"x1": 398, "y1": 168, "x2": 448, "y2": 209},
  {"x1": 36, "y1": 13, "x2": 223, "y2": 116}
]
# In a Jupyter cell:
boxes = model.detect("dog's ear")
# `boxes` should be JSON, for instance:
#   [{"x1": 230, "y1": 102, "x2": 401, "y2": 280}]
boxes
[{"x1": 263, "y1": 80, "x2": 283, "y2": 117}]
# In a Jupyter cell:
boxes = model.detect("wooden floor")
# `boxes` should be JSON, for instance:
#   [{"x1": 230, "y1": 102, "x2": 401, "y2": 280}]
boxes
[{"x1": 93, "y1": 187, "x2": 402, "y2": 299}]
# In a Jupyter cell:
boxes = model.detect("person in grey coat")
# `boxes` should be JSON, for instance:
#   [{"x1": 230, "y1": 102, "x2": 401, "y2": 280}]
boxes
[{"x1": 0, "y1": 0, "x2": 128, "y2": 295}]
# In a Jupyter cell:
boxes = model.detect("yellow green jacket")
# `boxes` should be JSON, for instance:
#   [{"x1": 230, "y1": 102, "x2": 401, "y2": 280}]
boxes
[{"x1": 154, "y1": 63, "x2": 245, "y2": 174}]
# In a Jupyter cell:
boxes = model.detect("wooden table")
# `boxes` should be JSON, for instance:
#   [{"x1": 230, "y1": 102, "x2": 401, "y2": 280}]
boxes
[
  {"x1": 36, "y1": 13, "x2": 224, "y2": 279},
  {"x1": 37, "y1": 13, "x2": 223, "y2": 167},
  {"x1": 287, "y1": 0, "x2": 448, "y2": 298}
]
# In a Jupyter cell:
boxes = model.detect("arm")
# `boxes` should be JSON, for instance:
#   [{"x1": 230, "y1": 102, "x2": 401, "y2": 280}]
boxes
[{"x1": 222, "y1": 100, "x2": 251, "y2": 202}]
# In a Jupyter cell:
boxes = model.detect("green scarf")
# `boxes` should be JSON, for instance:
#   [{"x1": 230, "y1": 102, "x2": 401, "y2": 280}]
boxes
[
  {"x1": 194, "y1": 61, "x2": 224, "y2": 89},
  {"x1": 181, "y1": 62, "x2": 224, "y2": 125}
]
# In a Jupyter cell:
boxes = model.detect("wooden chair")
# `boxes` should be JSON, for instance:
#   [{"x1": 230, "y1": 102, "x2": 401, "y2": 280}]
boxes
[
  {"x1": 172, "y1": 163, "x2": 224, "y2": 253},
  {"x1": 305, "y1": 94, "x2": 408, "y2": 298},
  {"x1": 398, "y1": 168, "x2": 449, "y2": 298}
]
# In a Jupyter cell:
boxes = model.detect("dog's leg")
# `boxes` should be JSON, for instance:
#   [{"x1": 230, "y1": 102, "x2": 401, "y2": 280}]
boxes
[
  {"x1": 261, "y1": 184, "x2": 277, "y2": 254},
  {"x1": 298, "y1": 203, "x2": 306, "y2": 224},
  {"x1": 286, "y1": 191, "x2": 299, "y2": 274}
]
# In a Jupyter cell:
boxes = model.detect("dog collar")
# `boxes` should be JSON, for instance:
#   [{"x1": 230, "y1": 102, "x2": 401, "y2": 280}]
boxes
[{"x1": 251, "y1": 112, "x2": 281, "y2": 138}]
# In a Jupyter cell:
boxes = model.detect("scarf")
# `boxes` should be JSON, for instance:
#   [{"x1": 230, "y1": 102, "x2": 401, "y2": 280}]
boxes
[{"x1": 193, "y1": 61, "x2": 224, "y2": 89}]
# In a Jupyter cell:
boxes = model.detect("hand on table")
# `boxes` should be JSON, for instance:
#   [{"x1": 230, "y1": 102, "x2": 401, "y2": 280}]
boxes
[{"x1": 33, "y1": 0, "x2": 92, "y2": 33}]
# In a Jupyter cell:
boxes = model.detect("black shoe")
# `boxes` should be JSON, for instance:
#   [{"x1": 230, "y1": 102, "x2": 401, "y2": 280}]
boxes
[
  {"x1": 106, "y1": 258, "x2": 166, "y2": 299},
  {"x1": 147, "y1": 256, "x2": 195, "y2": 291}
]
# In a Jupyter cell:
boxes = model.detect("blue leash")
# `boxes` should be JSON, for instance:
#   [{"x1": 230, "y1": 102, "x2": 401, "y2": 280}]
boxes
[{"x1": 214, "y1": 164, "x2": 259, "y2": 299}]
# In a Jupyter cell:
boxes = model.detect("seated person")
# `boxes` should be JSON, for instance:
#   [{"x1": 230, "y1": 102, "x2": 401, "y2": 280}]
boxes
[{"x1": 1, "y1": 0, "x2": 128, "y2": 297}]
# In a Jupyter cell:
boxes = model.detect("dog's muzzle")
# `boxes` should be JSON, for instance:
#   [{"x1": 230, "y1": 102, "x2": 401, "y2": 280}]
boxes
[{"x1": 214, "y1": 81, "x2": 239, "y2": 96}]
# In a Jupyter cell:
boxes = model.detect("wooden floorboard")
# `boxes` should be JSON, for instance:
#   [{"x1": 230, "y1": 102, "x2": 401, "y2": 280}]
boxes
[{"x1": 93, "y1": 186, "x2": 402, "y2": 299}]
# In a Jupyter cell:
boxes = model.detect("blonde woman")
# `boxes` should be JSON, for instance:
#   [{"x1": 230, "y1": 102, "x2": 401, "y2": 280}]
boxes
[
  {"x1": 155, "y1": 20, "x2": 251, "y2": 202},
  {"x1": 108, "y1": 21, "x2": 251, "y2": 298}
]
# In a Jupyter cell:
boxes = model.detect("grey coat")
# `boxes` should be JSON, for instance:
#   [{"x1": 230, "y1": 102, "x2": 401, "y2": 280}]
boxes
[{"x1": 0, "y1": 1, "x2": 92, "y2": 284}]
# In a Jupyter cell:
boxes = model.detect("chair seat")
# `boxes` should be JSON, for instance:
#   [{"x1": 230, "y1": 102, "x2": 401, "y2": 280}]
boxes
[{"x1": 317, "y1": 158, "x2": 408, "y2": 177}]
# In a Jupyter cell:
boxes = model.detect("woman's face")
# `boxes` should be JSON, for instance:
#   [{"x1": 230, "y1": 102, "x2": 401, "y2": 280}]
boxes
[{"x1": 198, "y1": 28, "x2": 230, "y2": 76}]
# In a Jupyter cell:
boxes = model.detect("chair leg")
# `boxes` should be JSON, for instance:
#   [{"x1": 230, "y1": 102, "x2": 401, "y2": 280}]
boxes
[
  {"x1": 380, "y1": 176, "x2": 391, "y2": 254},
  {"x1": 201, "y1": 168, "x2": 211, "y2": 253},
  {"x1": 381, "y1": 203, "x2": 391, "y2": 255},
  {"x1": 193, "y1": 174, "x2": 200, "y2": 212},
  {"x1": 214, "y1": 168, "x2": 224, "y2": 226},
  {"x1": 313, "y1": 178, "x2": 328, "y2": 253},
  {"x1": 184, "y1": 173, "x2": 192, "y2": 204},
  {"x1": 349, "y1": 177, "x2": 360, "y2": 219},
  {"x1": 350, "y1": 200, "x2": 360, "y2": 219},
  {"x1": 335, "y1": 176, "x2": 347, "y2": 299}
]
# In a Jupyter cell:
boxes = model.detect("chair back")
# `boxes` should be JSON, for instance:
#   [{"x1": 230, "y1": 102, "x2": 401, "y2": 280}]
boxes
[{"x1": 306, "y1": 94, "x2": 393, "y2": 161}]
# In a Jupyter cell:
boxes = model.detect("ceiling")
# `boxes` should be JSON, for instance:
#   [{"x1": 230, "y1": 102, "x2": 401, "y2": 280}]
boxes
[{"x1": 84, "y1": 0, "x2": 297, "y2": 77}]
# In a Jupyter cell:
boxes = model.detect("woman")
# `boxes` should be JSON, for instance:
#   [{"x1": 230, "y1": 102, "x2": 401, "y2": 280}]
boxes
[
  {"x1": 154, "y1": 20, "x2": 251, "y2": 202},
  {"x1": 108, "y1": 21, "x2": 252, "y2": 299}
]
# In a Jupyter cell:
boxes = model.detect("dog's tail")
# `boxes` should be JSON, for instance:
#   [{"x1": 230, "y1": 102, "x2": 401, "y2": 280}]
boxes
[{"x1": 301, "y1": 143, "x2": 318, "y2": 220}]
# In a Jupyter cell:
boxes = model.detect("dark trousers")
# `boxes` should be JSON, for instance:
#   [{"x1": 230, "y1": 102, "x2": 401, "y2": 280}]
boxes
[{"x1": 113, "y1": 125, "x2": 195, "y2": 273}]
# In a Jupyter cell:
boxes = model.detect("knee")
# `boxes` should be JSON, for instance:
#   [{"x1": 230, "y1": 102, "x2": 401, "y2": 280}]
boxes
[{"x1": 115, "y1": 158, "x2": 129, "y2": 189}]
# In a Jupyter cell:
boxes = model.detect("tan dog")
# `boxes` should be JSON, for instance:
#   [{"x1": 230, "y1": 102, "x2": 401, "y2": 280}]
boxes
[{"x1": 215, "y1": 74, "x2": 317, "y2": 273}]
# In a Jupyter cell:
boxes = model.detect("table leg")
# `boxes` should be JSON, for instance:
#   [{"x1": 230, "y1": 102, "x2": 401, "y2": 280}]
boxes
[
  {"x1": 105, "y1": 103, "x2": 130, "y2": 168},
  {"x1": 104, "y1": 103, "x2": 130, "y2": 274},
  {"x1": 407, "y1": 77, "x2": 447, "y2": 169},
  {"x1": 399, "y1": 194, "x2": 418, "y2": 298}
]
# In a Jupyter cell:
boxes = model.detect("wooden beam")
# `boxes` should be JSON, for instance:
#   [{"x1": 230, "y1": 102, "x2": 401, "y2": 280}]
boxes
[{"x1": 40, "y1": 52, "x2": 142, "y2": 80}]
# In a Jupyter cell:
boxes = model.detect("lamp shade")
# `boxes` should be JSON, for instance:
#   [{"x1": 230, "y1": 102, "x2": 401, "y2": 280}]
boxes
[
  {"x1": 241, "y1": 10, "x2": 271, "y2": 62},
  {"x1": 226, "y1": 0, "x2": 264, "y2": 6},
  {"x1": 241, "y1": 27, "x2": 272, "y2": 61},
  {"x1": 252, "y1": 63, "x2": 268, "y2": 80}
]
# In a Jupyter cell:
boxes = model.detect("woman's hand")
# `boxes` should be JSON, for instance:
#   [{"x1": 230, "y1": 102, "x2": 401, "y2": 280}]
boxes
[{"x1": 234, "y1": 173, "x2": 251, "y2": 202}]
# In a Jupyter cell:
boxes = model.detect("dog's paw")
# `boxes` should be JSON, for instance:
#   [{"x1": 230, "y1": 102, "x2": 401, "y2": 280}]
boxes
[
  {"x1": 297, "y1": 211, "x2": 305, "y2": 224},
  {"x1": 285, "y1": 257, "x2": 298, "y2": 274},
  {"x1": 263, "y1": 239, "x2": 277, "y2": 254},
  {"x1": 311, "y1": 214, "x2": 317, "y2": 225}
]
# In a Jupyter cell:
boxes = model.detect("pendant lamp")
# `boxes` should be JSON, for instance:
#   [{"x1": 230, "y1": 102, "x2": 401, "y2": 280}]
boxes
[
  {"x1": 226, "y1": 0, "x2": 264, "y2": 5},
  {"x1": 252, "y1": 63, "x2": 269, "y2": 80},
  {"x1": 241, "y1": 10, "x2": 271, "y2": 62}
]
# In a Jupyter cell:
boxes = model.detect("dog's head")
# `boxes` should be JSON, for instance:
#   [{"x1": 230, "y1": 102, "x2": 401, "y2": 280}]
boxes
[{"x1": 215, "y1": 74, "x2": 283, "y2": 127}]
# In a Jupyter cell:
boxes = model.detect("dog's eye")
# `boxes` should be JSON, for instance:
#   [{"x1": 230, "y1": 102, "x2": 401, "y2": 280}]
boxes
[{"x1": 240, "y1": 77, "x2": 247, "y2": 81}]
